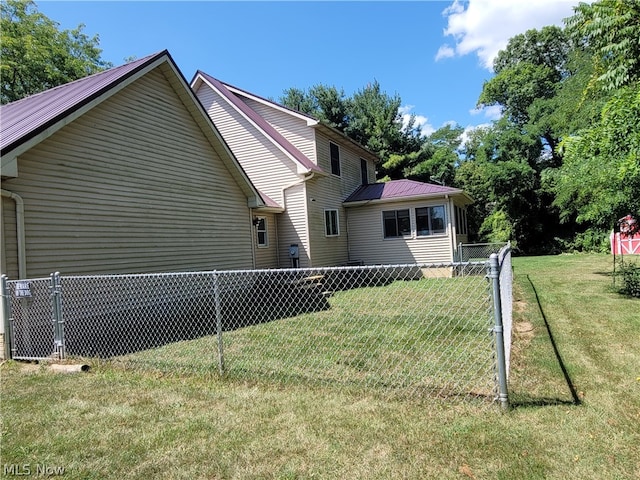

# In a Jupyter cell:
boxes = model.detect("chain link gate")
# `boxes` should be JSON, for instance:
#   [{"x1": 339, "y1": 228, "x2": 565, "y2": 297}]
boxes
[{"x1": 1, "y1": 273, "x2": 65, "y2": 361}]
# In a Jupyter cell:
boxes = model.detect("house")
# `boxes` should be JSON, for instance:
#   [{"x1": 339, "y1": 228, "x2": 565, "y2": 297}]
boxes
[
  {"x1": 192, "y1": 71, "x2": 379, "y2": 269},
  {"x1": 191, "y1": 72, "x2": 472, "y2": 267},
  {"x1": 0, "y1": 50, "x2": 270, "y2": 279},
  {"x1": 344, "y1": 179, "x2": 471, "y2": 264}
]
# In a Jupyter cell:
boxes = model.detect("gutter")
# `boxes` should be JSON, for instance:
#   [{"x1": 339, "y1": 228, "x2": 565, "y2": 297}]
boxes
[{"x1": 1, "y1": 189, "x2": 27, "y2": 279}]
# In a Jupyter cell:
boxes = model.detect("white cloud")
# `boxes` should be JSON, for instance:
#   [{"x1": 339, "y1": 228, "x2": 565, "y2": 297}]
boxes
[
  {"x1": 437, "y1": 0, "x2": 576, "y2": 70},
  {"x1": 399, "y1": 105, "x2": 436, "y2": 137},
  {"x1": 470, "y1": 104, "x2": 502, "y2": 120},
  {"x1": 435, "y1": 44, "x2": 455, "y2": 62}
]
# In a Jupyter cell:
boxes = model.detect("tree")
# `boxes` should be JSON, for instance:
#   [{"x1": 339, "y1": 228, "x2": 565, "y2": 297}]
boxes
[
  {"x1": 551, "y1": 0, "x2": 640, "y2": 235},
  {"x1": 454, "y1": 120, "x2": 561, "y2": 252},
  {"x1": 280, "y1": 87, "x2": 317, "y2": 116},
  {"x1": 479, "y1": 26, "x2": 571, "y2": 125},
  {"x1": 280, "y1": 80, "x2": 425, "y2": 168},
  {"x1": 566, "y1": 0, "x2": 640, "y2": 92},
  {"x1": 551, "y1": 85, "x2": 640, "y2": 231},
  {"x1": 280, "y1": 84, "x2": 351, "y2": 131},
  {"x1": 382, "y1": 124, "x2": 463, "y2": 184},
  {"x1": 477, "y1": 26, "x2": 573, "y2": 168},
  {"x1": 343, "y1": 80, "x2": 407, "y2": 162},
  {"x1": 1, "y1": 0, "x2": 110, "y2": 104}
]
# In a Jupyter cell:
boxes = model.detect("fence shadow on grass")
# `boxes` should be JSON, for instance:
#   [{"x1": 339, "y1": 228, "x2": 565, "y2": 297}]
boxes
[
  {"x1": 64, "y1": 280, "x2": 332, "y2": 359},
  {"x1": 510, "y1": 275, "x2": 582, "y2": 409}
]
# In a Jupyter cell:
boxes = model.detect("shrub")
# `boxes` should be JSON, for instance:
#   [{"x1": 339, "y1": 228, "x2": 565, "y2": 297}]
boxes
[{"x1": 617, "y1": 261, "x2": 640, "y2": 298}]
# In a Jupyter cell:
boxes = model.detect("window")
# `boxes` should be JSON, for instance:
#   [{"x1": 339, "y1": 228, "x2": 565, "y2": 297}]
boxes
[
  {"x1": 360, "y1": 158, "x2": 368, "y2": 185},
  {"x1": 330, "y1": 142, "x2": 341, "y2": 176},
  {"x1": 325, "y1": 209, "x2": 339, "y2": 236},
  {"x1": 416, "y1": 205, "x2": 446, "y2": 236},
  {"x1": 455, "y1": 206, "x2": 468, "y2": 235},
  {"x1": 383, "y1": 209, "x2": 411, "y2": 238},
  {"x1": 255, "y1": 217, "x2": 268, "y2": 247}
]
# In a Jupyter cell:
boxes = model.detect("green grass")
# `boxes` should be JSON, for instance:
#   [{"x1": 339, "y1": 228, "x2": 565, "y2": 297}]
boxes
[
  {"x1": 2, "y1": 254, "x2": 639, "y2": 479},
  {"x1": 116, "y1": 275, "x2": 495, "y2": 399}
]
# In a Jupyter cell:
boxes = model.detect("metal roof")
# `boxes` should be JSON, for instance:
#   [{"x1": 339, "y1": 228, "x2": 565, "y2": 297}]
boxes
[
  {"x1": 344, "y1": 179, "x2": 467, "y2": 204},
  {"x1": 1, "y1": 51, "x2": 166, "y2": 156}
]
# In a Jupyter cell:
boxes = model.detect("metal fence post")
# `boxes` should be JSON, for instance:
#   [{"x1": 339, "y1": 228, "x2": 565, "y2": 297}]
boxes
[
  {"x1": 1, "y1": 275, "x2": 12, "y2": 360},
  {"x1": 488, "y1": 254, "x2": 509, "y2": 411},
  {"x1": 213, "y1": 273, "x2": 225, "y2": 375},
  {"x1": 50, "y1": 272, "x2": 65, "y2": 360}
]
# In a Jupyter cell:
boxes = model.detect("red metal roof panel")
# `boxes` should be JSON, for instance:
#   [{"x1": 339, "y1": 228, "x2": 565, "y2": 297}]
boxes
[{"x1": 344, "y1": 179, "x2": 463, "y2": 203}]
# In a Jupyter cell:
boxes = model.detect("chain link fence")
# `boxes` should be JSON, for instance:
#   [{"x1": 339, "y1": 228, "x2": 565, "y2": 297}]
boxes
[
  {"x1": 2, "y1": 249, "x2": 512, "y2": 404},
  {"x1": 457, "y1": 242, "x2": 508, "y2": 262}
]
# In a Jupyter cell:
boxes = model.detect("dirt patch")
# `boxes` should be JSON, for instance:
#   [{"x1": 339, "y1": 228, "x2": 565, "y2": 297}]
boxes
[
  {"x1": 515, "y1": 321, "x2": 534, "y2": 334},
  {"x1": 513, "y1": 300, "x2": 528, "y2": 314}
]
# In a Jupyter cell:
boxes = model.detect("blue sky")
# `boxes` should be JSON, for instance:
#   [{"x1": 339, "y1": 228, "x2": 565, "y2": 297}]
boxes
[{"x1": 36, "y1": 0, "x2": 577, "y2": 138}]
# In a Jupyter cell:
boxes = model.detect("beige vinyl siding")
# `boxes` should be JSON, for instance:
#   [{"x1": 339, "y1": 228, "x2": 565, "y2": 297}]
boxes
[
  {"x1": 304, "y1": 133, "x2": 375, "y2": 266},
  {"x1": 240, "y1": 97, "x2": 317, "y2": 163},
  {"x1": 253, "y1": 213, "x2": 279, "y2": 269},
  {"x1": 315, "y1": 133, "x2": 374, "y2": 193},
  {"x1": 346, "y1": 199, "x2": 455, "y2": 265},
  {"x1": 195, "y1": 85, "x2": 299, "y2": 204},
  {"x1": 305, "y1": 175, "x2": 349, "y2": 267},
  {"x1": 277, "y1": 183, "x2": 310, "y2": 268},
  {"x1": 1, "y1": 67, "x2": 254, "y2": 277}
]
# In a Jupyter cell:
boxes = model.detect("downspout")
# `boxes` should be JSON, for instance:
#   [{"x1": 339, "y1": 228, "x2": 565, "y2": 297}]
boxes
[
  {"x1": 1, "y1": 189, "x2": 27, "y2": 279},
  {"x1": 249, "y1": 209, "x2": 257, "y2": 269},
  {"x1": 281, "y1": 172, "x2": 315, "y2": 208}
]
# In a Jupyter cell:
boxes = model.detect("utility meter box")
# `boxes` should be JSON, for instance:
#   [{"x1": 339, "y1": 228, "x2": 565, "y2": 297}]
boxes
[{"x1": 289, "y1": 244, "x2": 299, "y2": 268}]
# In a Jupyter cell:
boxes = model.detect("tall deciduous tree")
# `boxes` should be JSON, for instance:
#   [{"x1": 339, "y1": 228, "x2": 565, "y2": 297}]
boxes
[
  {"x1": 454, "y1": 120, "x2": 549, "y2": 251},
  {"x1": 1, "y1": 0, "x2": 110, "y2": 104},
  {"x1": 551, "y1": 0, "x2": 640, "y2": 234},
  {"x1": 477, "y1": 26, "x2": 572, "y2": 167},
  {"x1": 382, "y1": 124, "x2": 463, "y2": 185},
  {"x1": 551, "y1": 83, "x2": 640, "y2": 231},
  {"x1": 566, "y1": 0, "x2": 640, "y2": 92}
]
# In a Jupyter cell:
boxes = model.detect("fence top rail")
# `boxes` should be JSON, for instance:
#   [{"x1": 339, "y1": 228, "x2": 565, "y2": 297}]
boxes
[
  {"x1": 2, "y1": 261, "x2": 489, "y2": 283},
  {"x1": 3, "y1": 275, "x2": 51, "y2": 284},
  {"x1": 459, "y1": 242, "x2": 508, "y2": 248}
]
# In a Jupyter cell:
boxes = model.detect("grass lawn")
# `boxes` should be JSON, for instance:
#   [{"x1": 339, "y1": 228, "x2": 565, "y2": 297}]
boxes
[{"x1": 1, "y1": 254, "x2": 639, "y2": 479}]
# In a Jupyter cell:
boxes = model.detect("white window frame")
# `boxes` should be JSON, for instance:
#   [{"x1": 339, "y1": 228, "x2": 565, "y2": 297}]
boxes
[
  {"x1": 324, "y1": 209, "x2": 340, "y2": 237},
  {"x1": 255, "y1": 217, "x2": 268, "y2": 247},
  {"x1": 455, "y1": 206, "x2": 468, "y2": 235},
  {"x1": 416, "y1": 205, "x2": 447, "y2": 237},
  {"x1": 329, "y1": 142, "x2": 341, "y2": 177},
  {"x1": 382, "y1": 209, "x2": 411, "y2": 239}
]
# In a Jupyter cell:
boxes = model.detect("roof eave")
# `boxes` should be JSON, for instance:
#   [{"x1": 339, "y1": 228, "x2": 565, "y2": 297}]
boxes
[{"x1": 343, "y1": 190, "x2": 471, "y2": 207}]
